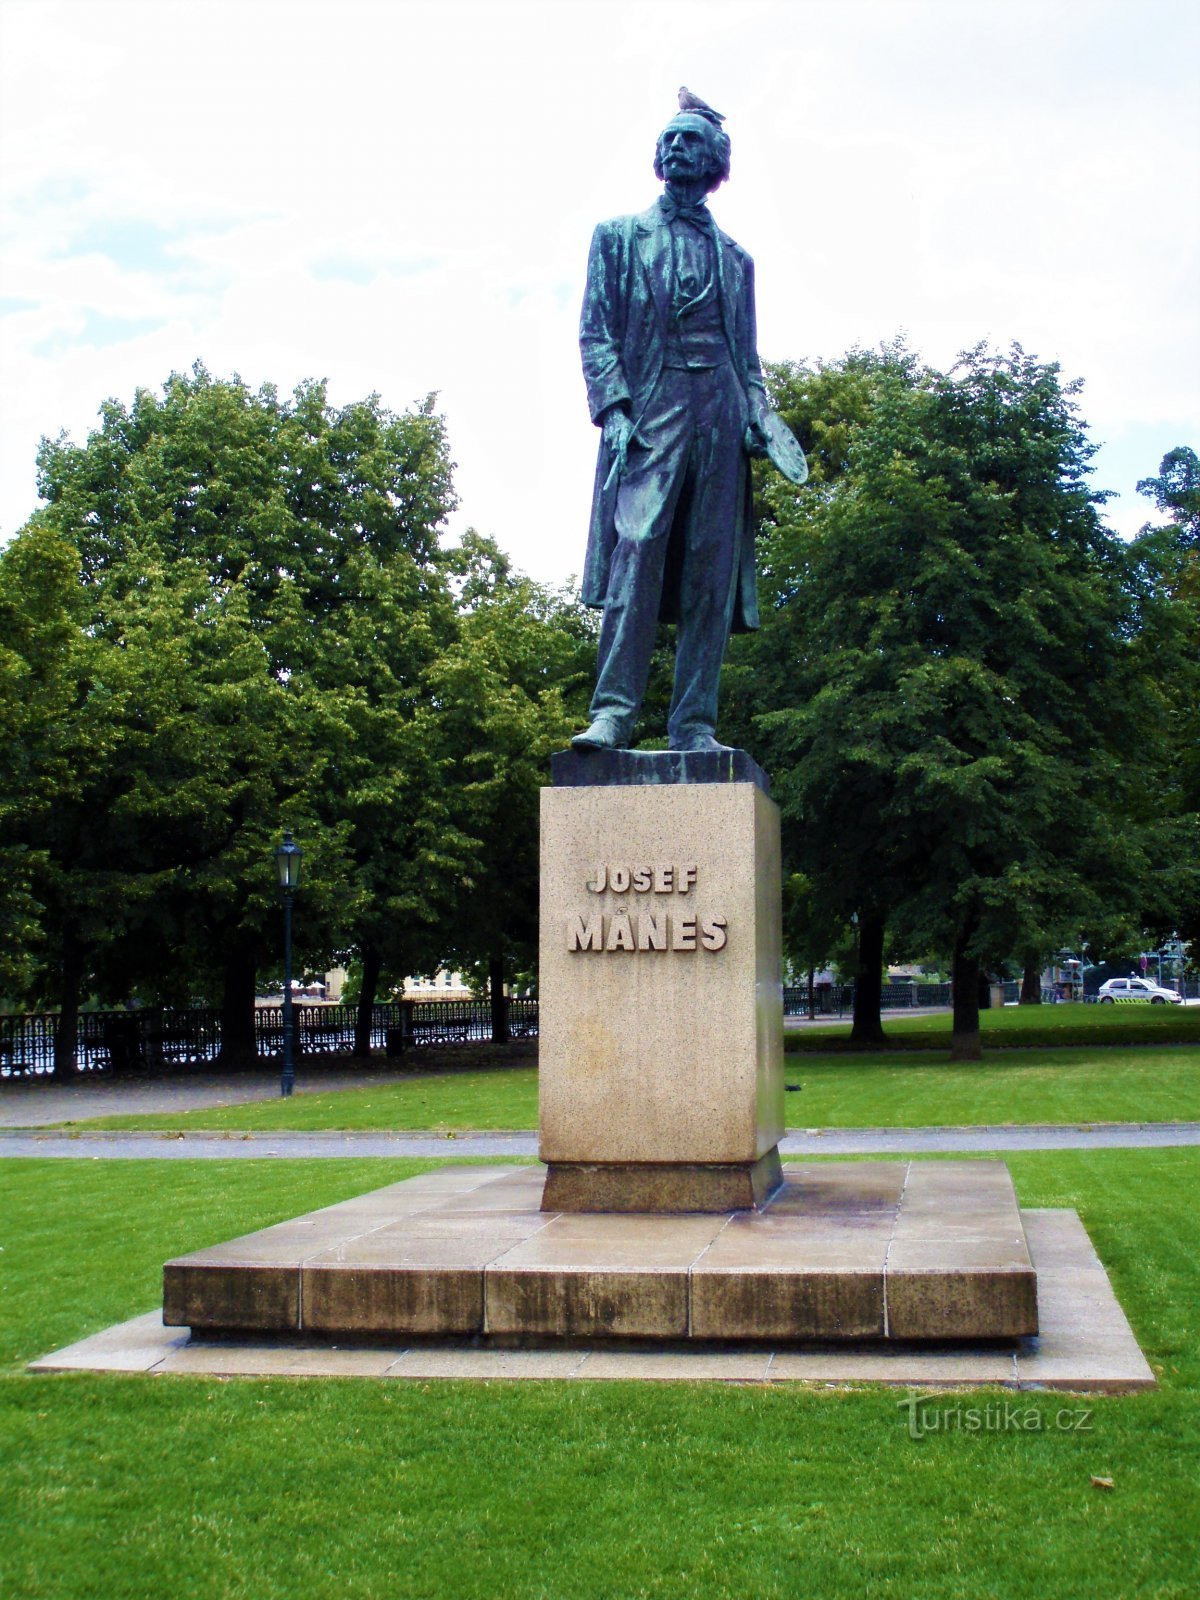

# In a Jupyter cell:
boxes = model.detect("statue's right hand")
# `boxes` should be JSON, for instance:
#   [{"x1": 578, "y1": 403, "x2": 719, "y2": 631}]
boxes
[
  {"x1": 603, "y1": 407, "x2": 649, "y2": 467},
  {"x1": 601, "y1": 408, "x2": 649, "y2": 490},
  {"x1": 601, "y1": 408, "x2": 635, "y2": 456}
]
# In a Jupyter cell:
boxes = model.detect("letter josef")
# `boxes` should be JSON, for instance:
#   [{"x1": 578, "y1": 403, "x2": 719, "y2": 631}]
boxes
[{"x1": 587, "y1": 862, "x2": 698, "y2": 894}]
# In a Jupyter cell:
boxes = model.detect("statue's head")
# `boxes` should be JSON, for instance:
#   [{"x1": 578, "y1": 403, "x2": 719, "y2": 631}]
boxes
[{"x1": 653, "y1": 111, "x2": 730, "y2": 193}]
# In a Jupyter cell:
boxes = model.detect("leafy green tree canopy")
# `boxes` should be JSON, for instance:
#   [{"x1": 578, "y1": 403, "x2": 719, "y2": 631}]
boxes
[
  {"x1": 728, "y1": 341, "x2": 1164, "y2": 1054},
  {"x1": 9, "y1": 366, "x2": 461, "y2": 1065}
]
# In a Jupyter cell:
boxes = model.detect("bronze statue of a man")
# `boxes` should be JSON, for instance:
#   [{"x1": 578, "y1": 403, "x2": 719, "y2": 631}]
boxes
[{"x1": 572, "y1": 94, "x2": 802, "y2": 755}]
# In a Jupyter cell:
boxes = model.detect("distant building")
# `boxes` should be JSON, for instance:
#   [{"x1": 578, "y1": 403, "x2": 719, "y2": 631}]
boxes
[
  {"x1": 402, "y1": 970, "x2": 471, "y2": 1000},
  {"x1": 257, "y1": 966, "x2": 474, "y2": 1006}
]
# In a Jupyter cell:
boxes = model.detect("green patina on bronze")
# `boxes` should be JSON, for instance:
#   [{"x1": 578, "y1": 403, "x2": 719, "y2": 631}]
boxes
[{"x1": 572, "y1": 91, "x2": 806, "y2": 758}]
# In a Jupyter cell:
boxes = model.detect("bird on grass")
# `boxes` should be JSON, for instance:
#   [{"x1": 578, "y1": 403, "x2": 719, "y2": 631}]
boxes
[{"x1": 677, "y1": 86, "x2": 725, "y2": 124}]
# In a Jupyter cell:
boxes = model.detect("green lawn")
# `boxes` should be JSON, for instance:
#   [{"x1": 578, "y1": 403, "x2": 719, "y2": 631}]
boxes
[
  {"x1": 788, "y1": 1003, "x2": 1200, "y2": 1051},
  {"x1": 2, "y1": 1152, "x2": 1197, "y2": 1599},
  {"x1": 54, "y1": 1064, "x2": 543, "y2": 1132},
  {"x1": 786, "y1": 1046, "x2": 1200, "y2": 1127},
  {"x1": 53, "y1": 1042, "x2": 1200, "y2": 1132}
]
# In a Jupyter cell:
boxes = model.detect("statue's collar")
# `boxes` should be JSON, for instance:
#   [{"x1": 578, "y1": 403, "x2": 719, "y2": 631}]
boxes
[{"x1": 657, "y1": 193, "x2": 713, "y2": 230}]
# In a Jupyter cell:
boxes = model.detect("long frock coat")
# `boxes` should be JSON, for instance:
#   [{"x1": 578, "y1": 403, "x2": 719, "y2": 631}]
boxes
[{"x1": 578, "y1": 198, "x2": 767, "y2": 633}]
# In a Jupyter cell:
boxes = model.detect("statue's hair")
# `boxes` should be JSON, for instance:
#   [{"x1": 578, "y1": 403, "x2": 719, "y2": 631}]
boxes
[{"x1": 653, "y1": 116, "x2": 731, "y2": 192}]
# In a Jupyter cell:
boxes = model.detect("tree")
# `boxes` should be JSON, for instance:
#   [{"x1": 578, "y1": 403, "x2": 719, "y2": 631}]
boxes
[
  {"x1": 1136, "y1": 446, "x2": 1200, "y2": 551},
  {"x1": 432, "y1": 533, "x2": 596, "y2": 1031},
  {"x1": 0, "y1": 520, "x2": 295, "y2": 1070},
  {"x1": 1127, "y1": 447, "x2": 1200, "y2": 954},
  {"x1": 17, "y1": 366, "x2": 460, "y2": 1063},
  {"x1": 730, "y1": 343, "x2": 1155, "y2": 1058},
  {"x1": 0, "y1": 526, "x2": 90, "y2": 1019},
  {"x1": 721, "y1": 346, "x2": 930, "y2": 1046}
]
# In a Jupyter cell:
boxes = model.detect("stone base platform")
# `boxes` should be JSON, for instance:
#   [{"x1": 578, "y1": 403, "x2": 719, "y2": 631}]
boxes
[
  {"x1": 163, "y1": 1161, "x2": 1038, "y2": 1345},
  {"x1": 540, "y1": 1149, "x2": 783, "y2": 1214},
  {"x1": 34, "y1": 1209, "x2": 1153, "y2": 1390}
]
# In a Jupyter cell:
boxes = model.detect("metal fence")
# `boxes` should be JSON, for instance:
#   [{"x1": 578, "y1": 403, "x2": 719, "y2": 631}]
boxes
[
  {"x1": 0, "y1": 998, "x2": 539, "y2": 1082},
  {"x1": 783, "y1": 982, "x2": 953, "y2": 1017}
]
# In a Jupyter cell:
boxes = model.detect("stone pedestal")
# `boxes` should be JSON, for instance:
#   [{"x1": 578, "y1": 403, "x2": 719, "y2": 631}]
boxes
[
  {"x1": 157, "y1": 748, "x2": 1049, "y2": 1354},
  {"x1": 162, "y1": 1162, "x2": 1040, "y2": 1344},
  {"x1": 537, "y1": 749, "x2": 784, "y2": 1212}
]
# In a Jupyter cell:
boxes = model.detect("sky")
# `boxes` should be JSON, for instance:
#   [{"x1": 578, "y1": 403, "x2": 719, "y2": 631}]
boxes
[{"x1": 1, "y1": 0, "x2": 1197, "y2": 587}]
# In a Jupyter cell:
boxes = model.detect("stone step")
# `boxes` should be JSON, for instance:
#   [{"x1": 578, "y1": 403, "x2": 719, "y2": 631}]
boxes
[{"x1": 163, "y1": 1160, "x2": 1038, "y2": 1344}]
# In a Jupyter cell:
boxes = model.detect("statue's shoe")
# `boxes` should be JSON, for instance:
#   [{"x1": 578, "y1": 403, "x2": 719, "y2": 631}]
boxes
[
  {"x1": 671, "y1": 733, "x2": 733, "y2": 754},
  {"x1": 571, "y1": 718, "x2": 626, "y2": 751}
]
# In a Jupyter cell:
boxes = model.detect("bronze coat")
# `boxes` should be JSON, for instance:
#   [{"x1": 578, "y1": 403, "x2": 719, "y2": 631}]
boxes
[{"x1": 579, "y1": 201, "x2": 767, "y2": 632}]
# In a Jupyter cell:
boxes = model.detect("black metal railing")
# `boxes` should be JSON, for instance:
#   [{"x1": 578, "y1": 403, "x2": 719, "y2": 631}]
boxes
[
  {"x1": 783, "y1": 982, "x2": 954, "y2": 1017},
  {"x1": 0, "y1": 998, "x2": 539, "y2": 1082}
]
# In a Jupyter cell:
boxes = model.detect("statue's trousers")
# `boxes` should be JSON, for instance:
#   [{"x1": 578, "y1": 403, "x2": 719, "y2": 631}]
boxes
[{"x1": 589, "y1": 361, "x2": 748, "y2": 744}]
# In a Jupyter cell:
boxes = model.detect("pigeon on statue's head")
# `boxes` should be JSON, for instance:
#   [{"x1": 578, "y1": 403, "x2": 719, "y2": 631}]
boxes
[{"x1": 677, "y1": 86, "x2": 725, "y2": 125}]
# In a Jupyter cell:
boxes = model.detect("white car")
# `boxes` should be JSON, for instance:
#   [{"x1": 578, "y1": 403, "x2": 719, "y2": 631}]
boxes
[{"x1": 1097, "y1": 976, "x2": 1183, "y2": 1005}]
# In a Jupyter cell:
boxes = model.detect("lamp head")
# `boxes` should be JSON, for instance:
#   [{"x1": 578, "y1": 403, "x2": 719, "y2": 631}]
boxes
[{"x1": 275, "y1": 831, "x2": 302, "y2": 893}]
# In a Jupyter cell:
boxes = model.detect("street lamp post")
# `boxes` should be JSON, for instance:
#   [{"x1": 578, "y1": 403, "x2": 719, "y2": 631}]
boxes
[{"x1": 275, "y1": 831, "x2": 303, "y2": 1098}]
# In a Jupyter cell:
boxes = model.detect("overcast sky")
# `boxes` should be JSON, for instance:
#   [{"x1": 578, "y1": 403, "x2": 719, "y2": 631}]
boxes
[{"x1": 2, "y1": 0, "x2": 1197, "y2": 586}]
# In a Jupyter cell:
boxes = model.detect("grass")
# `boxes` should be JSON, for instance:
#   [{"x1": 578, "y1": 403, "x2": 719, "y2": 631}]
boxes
[
  {"x1": 47, "y1": 1041, "x2": 1200, "y2": 1132},
  {"x1": 788, "y1": 1003, "x2": 1200, "y2": 1052},
  {"x1": 785, "y1": 1046, "x2": 1200, "y2": 1127},
  {"x1": 1, "y1": 1151, "x2": 1198, "y2": 1598},
  {"x1": 45, "y1": 1064, "x2": 543, "y2": 1132},
  {"x1": 54, "y1": 1065, "x2": 542, "y2": 1132}
]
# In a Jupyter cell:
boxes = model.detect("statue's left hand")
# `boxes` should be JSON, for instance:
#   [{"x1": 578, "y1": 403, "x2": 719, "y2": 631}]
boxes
[{"x1": 744, "y1": 392, "x2": 772, "y2": 457}]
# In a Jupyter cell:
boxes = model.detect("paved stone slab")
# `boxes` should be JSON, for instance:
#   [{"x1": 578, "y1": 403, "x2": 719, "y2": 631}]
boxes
[
  {"x1": 304, "y1": 1213, "x2": 554, "y2": 1337},
  {"x1": 487, "y1": 1212, "x2": 728, "y2": 1339},
  {"x1": 384, "y1": 1347, "x2": 589, "y2": 1380},
  {"x1": 160, "y1": 1160, "x2": 1038, "y2": 1343},
  {"x1": 767, "y1": 1347, "x2": 1020, "y2": 1384},
  {"x1": 27, "y1": 1310, "x2": 191, "y2": 1372},
  {"x1": 1015, "y1": 1210, "x2": 1154, "y2": 1391},
  {"x1": 690, "y1": 1178, "x2": 892, "y2": 1339},
  {"x1": 886, "y1": 1252, "x2": 1039, "y2": 1341},
  {"x1": 767, "y1": 1161, "x2": 908, "y2": 1214},
  {"x1": 884, "y1": 1163, "x2": 1037, "y2": 1338},
  {"x1": 157, "y1": 1343, "x2": 404, "y2": 1377},
  {"x1": 579, "y1": 1349, "x2": 774, "y2": 1381},
  {"x1": 163, "y1": 1166, "x2": 526, "y2": 1331},
  {"x1": 31, "y1": 1210, "x2": 1155, "y2": 1390}
]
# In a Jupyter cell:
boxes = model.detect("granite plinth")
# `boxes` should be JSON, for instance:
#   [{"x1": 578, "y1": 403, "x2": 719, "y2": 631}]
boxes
[
  {"x1": 551, "y1": 746, "x2": 769, "y2": 794},
  {"x1": 162, "y1": 1161, "x2": 1039, "y2": 1344},
  {"x1": 541, "y1": 1150, "x2": 783, "y2": 1214},
  {"x1": 538, "y1": 779, "x2": 784, "y2": 1209}
]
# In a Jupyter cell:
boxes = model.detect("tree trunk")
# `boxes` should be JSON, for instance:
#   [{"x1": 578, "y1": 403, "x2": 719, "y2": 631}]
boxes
[
  {"x1": 354, "y1": 943, "x2": 382, "y2": 1057},
  {"x1": 52, "y1": 926, "x2": 85, "y2": 1079},
  {"x1": 218, "y1": 941, "x2": 259, "y2": 1068},
  {"x1": 489, "y1": 954, "x2": 510, "y2": 1044},
  {"x1": 1020, "y1": 960, "x2": 1042, "y2": 1005},
  {"x1": 950, "y1": 929, "x2": 982, "y2": 1060},
  {"x1": 807, "y1": 966, "x2": 816, "y2": 1022},
  {"x1": 850, "y1": 912, "x2": 886, "y2": 1048}
]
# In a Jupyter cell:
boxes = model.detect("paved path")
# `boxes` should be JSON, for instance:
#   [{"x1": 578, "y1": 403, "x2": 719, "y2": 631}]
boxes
[
  {"x1": 2, "y1": 1123, "x2": 1197, "y2": 1159},
  {"x1": 0, "y1": 1064, "x2": 521, "y2": 1128}
]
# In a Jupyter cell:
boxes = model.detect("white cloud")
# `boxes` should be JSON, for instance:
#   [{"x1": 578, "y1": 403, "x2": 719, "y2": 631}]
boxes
[{"x1": 2, "y1": 0, "x2": 1197, "y2": 570}]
